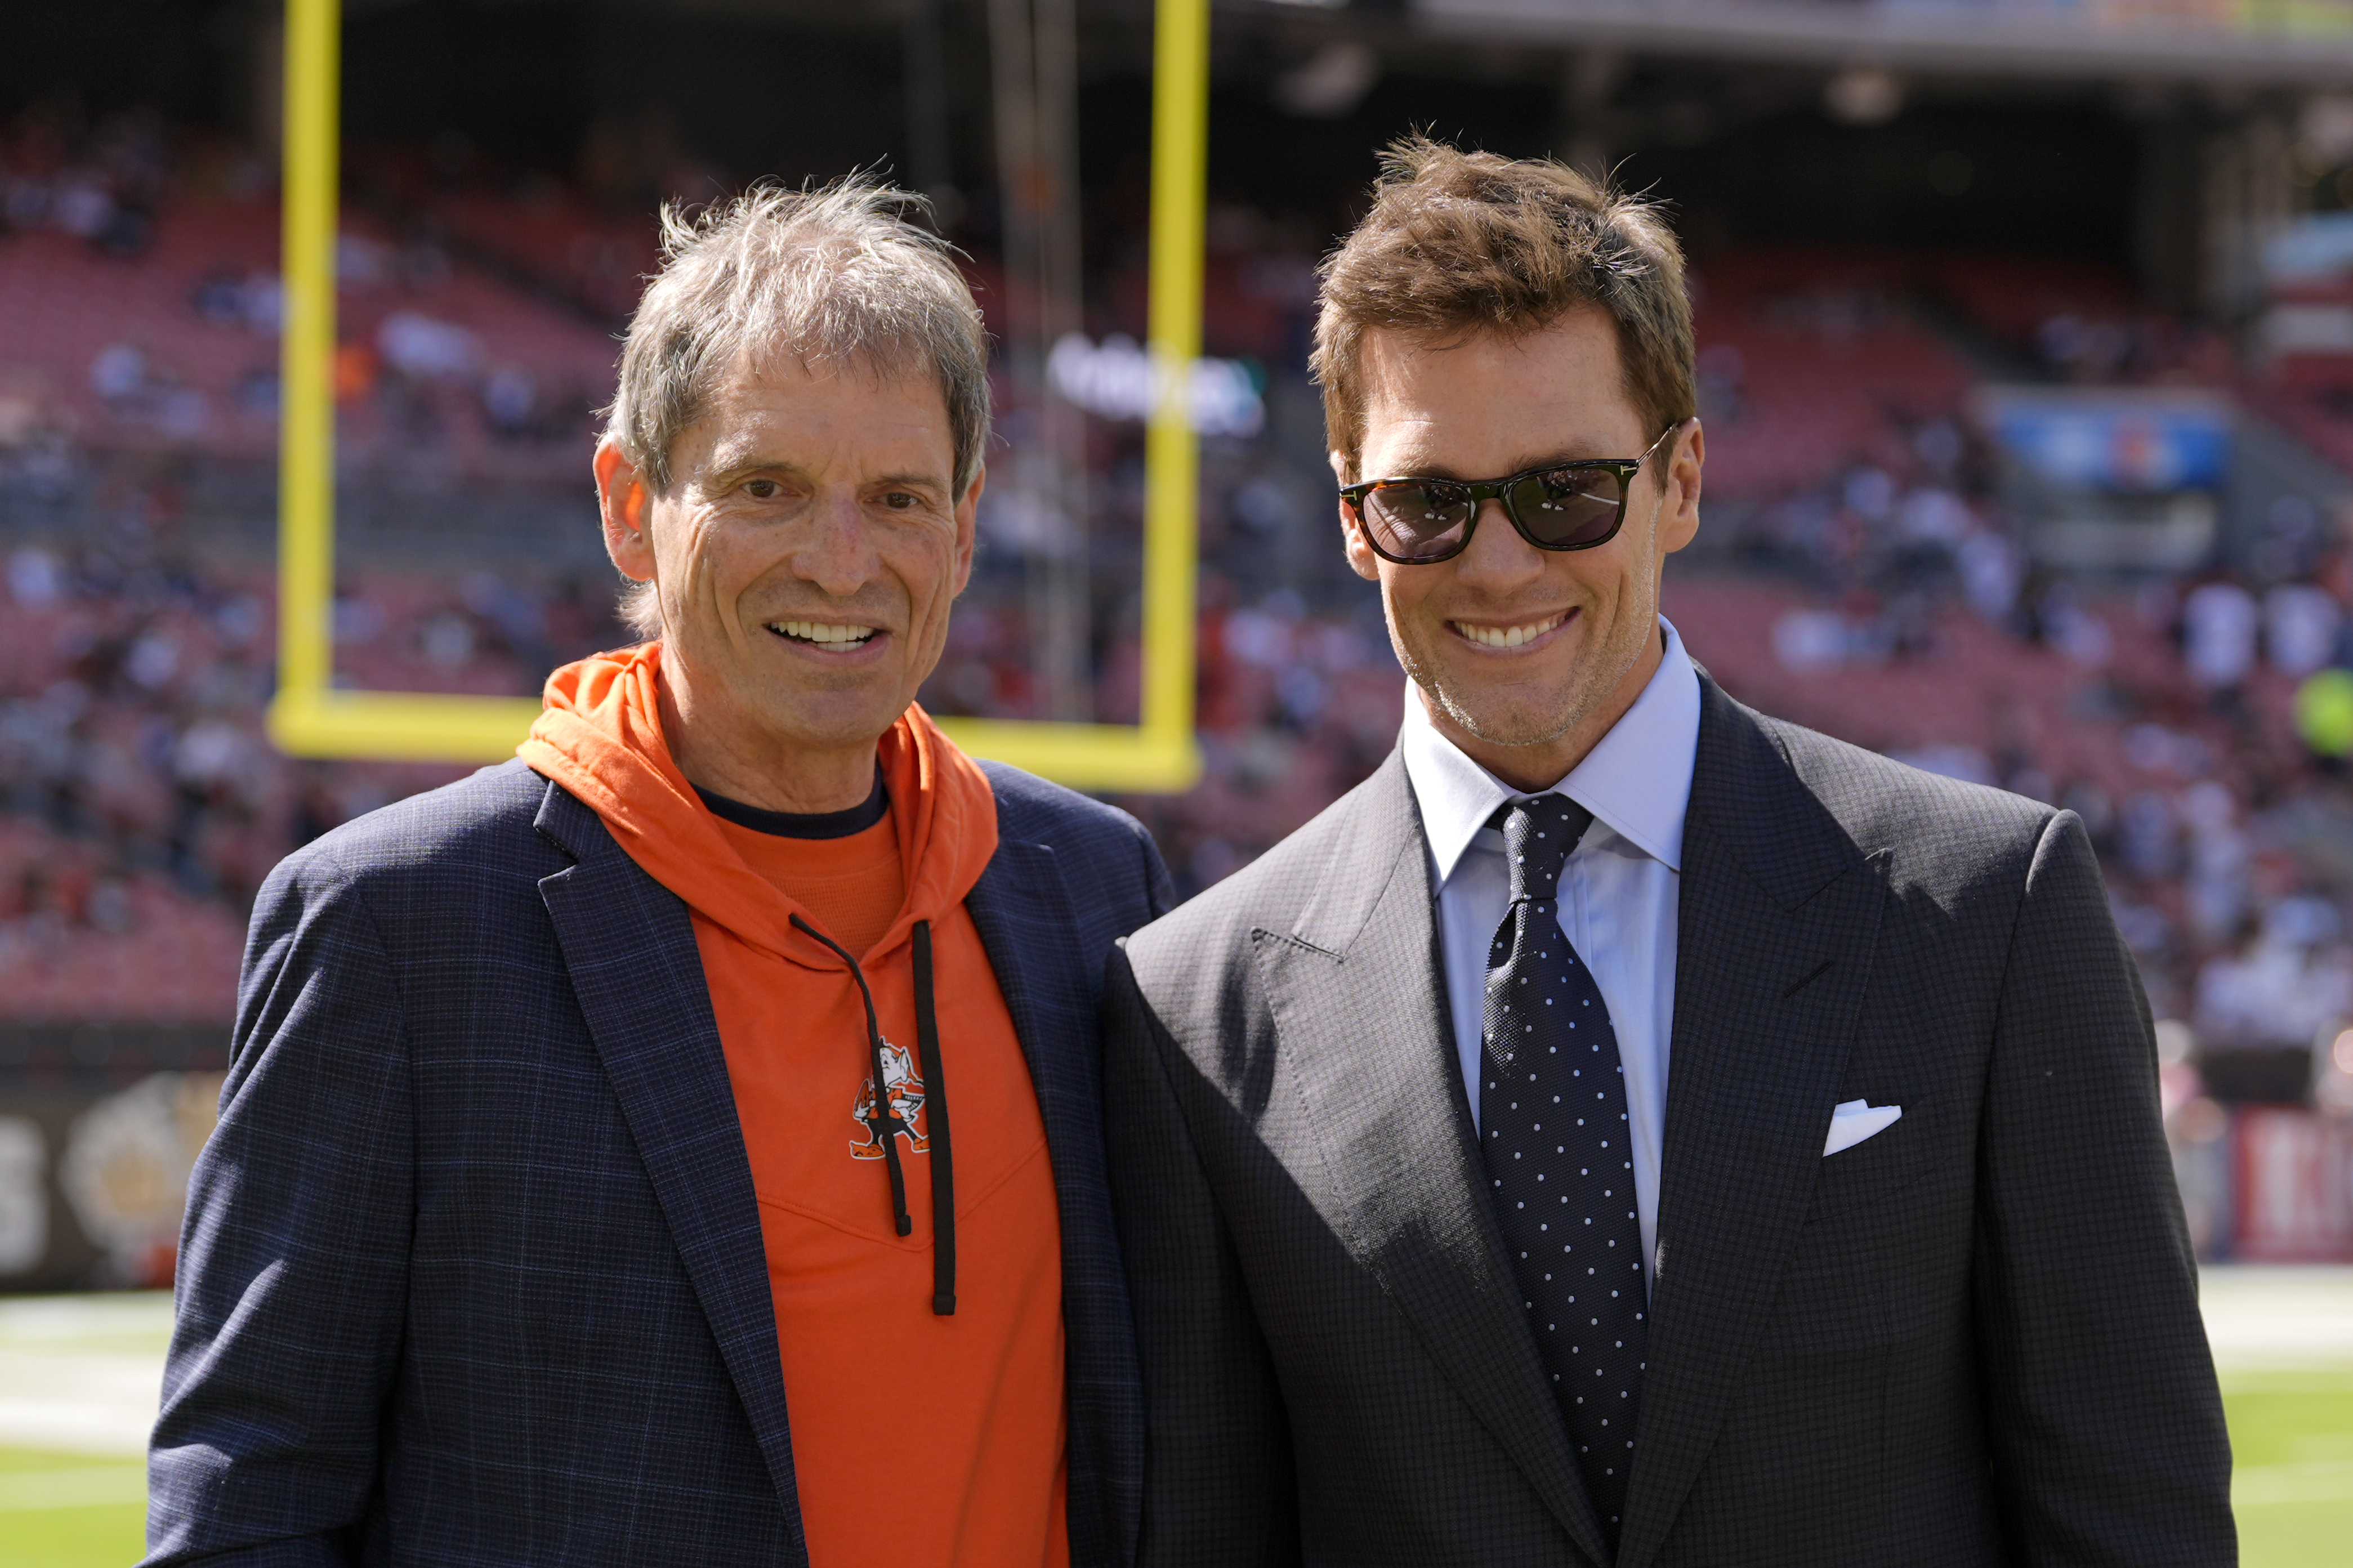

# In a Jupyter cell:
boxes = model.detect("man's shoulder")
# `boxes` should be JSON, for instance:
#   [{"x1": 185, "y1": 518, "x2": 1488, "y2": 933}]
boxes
[
  {"x1": 1127, "y1": 756, "x2": 1404, "y2": 973},
  {"x1": 979, "y1": 758, "x2": 1151, "y2": 861},
  {"x1": 268, "y1": 758, "x2": 566, "y2": 907},
  {"x1": 1733, "y1": 696, "x2": 2060, "y2": 888}
]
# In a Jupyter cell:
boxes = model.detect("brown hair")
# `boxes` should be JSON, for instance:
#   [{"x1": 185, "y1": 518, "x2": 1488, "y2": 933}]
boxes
[{"x1": 1311, "y1": 136, "x2": 1695, "y2": 481}]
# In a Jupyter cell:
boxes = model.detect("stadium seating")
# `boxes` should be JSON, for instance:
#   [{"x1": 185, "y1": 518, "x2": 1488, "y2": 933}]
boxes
[
  {"x1": 1690, "y1": 248, "x2": 1982, "y2": 497},
  {"x1": 6, "y1": 114, "x2": 2353, "y2": 1123}
]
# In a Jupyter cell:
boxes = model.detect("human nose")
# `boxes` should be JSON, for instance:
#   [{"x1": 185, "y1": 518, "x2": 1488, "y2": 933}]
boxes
[
  {"x1": 1450, "y1": 494, "x2": 1546, "y2": 589},
  {"x1": 793, "y1": 489, "x2": 883, "y2": 599}
]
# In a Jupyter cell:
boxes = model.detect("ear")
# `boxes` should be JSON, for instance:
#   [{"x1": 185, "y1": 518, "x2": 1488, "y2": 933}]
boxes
[
  {"x1": 596, "y1": 439, "x2": 655, "y2": 582},
  {"x1": 1658, "y1": 419, "x2": 1704, "y2": 556},
  {"x1": 951, "y1": 464, "x2": 984, "y2": 598},
  {"x1": 1332, "y1": 449, "x2": 1381, "y2": 583}
]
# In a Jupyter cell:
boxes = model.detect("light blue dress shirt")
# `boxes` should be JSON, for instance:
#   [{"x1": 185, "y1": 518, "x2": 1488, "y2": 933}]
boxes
[{"x1": 1398, "y1": 616, "x2": 1702, "y2": 1282}]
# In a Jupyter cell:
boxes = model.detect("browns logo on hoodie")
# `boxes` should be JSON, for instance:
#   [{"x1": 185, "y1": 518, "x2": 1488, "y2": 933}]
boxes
[{"x1": 522, "y1": 642, "x2": 1068, "y2": 1568}]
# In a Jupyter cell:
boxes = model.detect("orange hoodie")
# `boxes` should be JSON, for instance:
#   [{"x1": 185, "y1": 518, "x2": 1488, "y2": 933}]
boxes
[{"x1": 521, "y1": 643, "x2": 1069, "y2": 1568}]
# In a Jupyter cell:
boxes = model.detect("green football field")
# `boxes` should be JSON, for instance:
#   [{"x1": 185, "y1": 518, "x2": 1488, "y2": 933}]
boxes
[
  {"x1": 3, "y1": 1280, "x2": 2350, "y2": 1566},
  {"x1": 0, "y1": 1448, "x2": 146, "y2": 1568},
  {"x1": 2225, "y1": 1369, "x2": 2353, "y2": 1567}
]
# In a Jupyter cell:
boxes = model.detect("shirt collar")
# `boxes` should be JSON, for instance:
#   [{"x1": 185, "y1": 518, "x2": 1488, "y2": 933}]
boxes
[{"x1": 1400, "y1": 615, "x2": 1701, "y2": 884}]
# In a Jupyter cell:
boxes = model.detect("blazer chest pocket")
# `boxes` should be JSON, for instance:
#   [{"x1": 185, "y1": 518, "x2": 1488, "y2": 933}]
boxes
[
  {"x1": 1803, "y1": 1098, "x2": 1932, "y2": 1225},
  {"x1": 1764, "y1": 1104, "x2": 1938, "y2": 1358}
]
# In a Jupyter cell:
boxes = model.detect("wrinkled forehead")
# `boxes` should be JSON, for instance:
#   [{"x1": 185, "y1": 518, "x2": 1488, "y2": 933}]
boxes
[
  {"x1": 718, "y1": 335, "x2": 944, "y2": 412},
  {"x1": 682, "y1": 343, "x2": 957, "y2": 472}
]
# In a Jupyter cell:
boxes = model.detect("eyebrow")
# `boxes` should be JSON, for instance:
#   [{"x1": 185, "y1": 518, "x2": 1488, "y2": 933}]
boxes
[
  {"x1": 705, "y1": 454, "x2": 811, "y2": 488},
  {"x1": 1367, "y1": 446, "x2": 1623, "y2": 483},
  {"x1": 868, "y1": 468, "x2": 952, "y2": 493},
  {"x1": 704, "y1": 456, "x2": 949, "y2": 494}
]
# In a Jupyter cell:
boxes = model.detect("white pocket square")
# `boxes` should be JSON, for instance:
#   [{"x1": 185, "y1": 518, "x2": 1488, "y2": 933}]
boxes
[{"x1": 1823, "y1": 1099, "x2": 1901, "y2": 1156}]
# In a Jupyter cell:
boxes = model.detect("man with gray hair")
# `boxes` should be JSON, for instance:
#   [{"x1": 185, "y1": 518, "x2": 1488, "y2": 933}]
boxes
[{"x1": 146, "y1": 179, "x2": 1171, "y2": 1567}]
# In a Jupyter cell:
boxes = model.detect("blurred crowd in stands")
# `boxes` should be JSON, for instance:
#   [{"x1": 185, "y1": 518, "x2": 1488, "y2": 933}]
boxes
[
  {"x1": 0, "y1": 101, "x2": 621, "y2": 484},
  {"x1": 0, "y1": 512, "x2": 627, "y2": 1021},
  {"x1": 7, "y1": 104, "x2": 2353, "y2": 1150}
]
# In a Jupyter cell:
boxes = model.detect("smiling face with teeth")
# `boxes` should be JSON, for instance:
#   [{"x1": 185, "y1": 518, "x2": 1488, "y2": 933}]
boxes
[
  {"x1": 596, "y1": 351, "x2": 980, "y2": 813},
  {"x1": 1338, "y1": 308, "x2": 1704, "y2": 792}
]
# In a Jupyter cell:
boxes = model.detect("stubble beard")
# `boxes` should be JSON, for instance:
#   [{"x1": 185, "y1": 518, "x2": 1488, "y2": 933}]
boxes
[
  {"x1": 1387, "y1": 578, "x2": 1657, "y2": 758},
  {"x1": 1388, "y1": 488, "x2": 1668, "y2": 758}
]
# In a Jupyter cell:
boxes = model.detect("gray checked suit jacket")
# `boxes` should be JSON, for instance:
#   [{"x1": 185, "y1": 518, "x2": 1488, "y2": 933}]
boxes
[{"x1": 1102, "y1": 675, "x2": 2233, "y2": 1568}]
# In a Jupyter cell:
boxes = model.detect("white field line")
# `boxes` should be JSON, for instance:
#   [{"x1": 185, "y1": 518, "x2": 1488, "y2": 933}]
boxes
[
  {"x1": 0, "y1": 1293, "x2": 174, "y2": 1344},
  {"x1": 2234, "y1": 1459, "x2": 2353, "y2": 1507},
  {"x1": 0, "y1": 1463, "x2": 148, "y2": 1511},
  {"x1": 2198, "y1": 1267, "x2": 2353, "y2": 1373},
  {"x1": 0, "y1": 1292, "x2": 174, "y2": 1458},
  {"x1": 0, "y1": 1349, "x2": 164, "y2": 1457}
]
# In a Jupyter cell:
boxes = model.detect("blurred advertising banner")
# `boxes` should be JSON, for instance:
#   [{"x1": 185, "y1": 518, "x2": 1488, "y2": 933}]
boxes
[
  {"x1": 2174, "y1": 1095, "x2": 2353, "y2": 1263},
  {"x1": 2233, "y1": 1106, "x2": 2353, "y2": 1262},
  {"x1": 0, "y1": 1026, "x2": 226, "y2": 1293},
  {"x1": 1972, "y1": 386, "x2": 2233, "y2": 571},
  {"x1": 1975, "y1": 386, "x2": 2233, "y2": 494}
]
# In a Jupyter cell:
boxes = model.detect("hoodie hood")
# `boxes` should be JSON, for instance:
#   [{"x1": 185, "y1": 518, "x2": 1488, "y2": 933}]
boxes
[{"x1": 518, "y1": 641, "x2": 998, "y2": 968}]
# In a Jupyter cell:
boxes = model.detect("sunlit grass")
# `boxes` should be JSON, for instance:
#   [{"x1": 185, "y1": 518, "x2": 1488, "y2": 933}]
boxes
[
  {"x1": 0, "y1": 1448, "x2": 146, "y2": 1568},
  {"x1": 2225, "y1": 1369, "x2": 2353, "y2": 1568}
]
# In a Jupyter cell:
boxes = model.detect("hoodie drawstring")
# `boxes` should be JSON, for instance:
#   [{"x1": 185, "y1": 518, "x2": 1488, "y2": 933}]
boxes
[
  {"x1": 789, "y1": 913, "x2": 956, "y2": 1317},
  {"x1": 910, "y1": 919, "x2": 956, "y2": 1315}
]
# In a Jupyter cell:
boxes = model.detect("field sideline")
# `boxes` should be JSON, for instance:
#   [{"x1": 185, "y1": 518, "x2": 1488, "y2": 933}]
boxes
[{"x1": 3, "y1": 1270, "x2": 2349, "y2": 1566}]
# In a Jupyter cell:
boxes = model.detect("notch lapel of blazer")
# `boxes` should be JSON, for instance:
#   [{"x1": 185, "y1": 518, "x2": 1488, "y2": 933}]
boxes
[
  {"x1": 531, "y1": 779, "x2": 810, "y2": 1565},
  {"x1": 1257, "y1": 752, "x2": 1611, "y2": 1566},
  {"x1": 1613, "y1": 682, "x2": 1886, "y2": 1568}
]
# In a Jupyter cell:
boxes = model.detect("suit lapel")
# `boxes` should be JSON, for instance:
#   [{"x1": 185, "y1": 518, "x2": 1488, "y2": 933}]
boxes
[
  {"x1": 1256, "y1": 754, "x2": 1613, "y2": 1566},
  {"x1": 967, "y1": 833, "x2": 1148, "y2": 1568},
  {"x1": 966, "y1": 838, "x2": 1087, "y2": 1138},
  {"x1": 1614, "y1": 683, "x2": 1886, "y2": 1568},
  {"x1": 531, "y1": 780, "x2": 810, "y2": 1565}
]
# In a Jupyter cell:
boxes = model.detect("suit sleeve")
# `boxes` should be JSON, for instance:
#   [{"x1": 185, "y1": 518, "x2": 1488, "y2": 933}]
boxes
[
  {"x1": 1134, "y1": 821, "x2": 1179, "y2": 922},
  {"x1": 1972, "y1": 810, "x2": 2235, "y2": 1567},
  {"x1": 1102, "y1": 944, "x2": 1300, "y2": 1568},
  {"x1": 144, "y1": 851, "x2": 416, "y2": 1566}
]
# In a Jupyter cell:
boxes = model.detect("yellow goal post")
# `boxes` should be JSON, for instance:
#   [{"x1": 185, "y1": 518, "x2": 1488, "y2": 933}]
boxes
[{"x1": 266, "y1": 0, "x2": 1205, "y2": 792}]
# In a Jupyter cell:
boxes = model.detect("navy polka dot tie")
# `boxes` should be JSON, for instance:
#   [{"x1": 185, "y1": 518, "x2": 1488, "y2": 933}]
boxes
[{"x1": 1479, "y1": 796, "x2": 1647, "y2": 1546}]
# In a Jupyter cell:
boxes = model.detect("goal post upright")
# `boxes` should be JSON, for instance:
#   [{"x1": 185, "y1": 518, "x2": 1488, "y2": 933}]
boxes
[{"x1": 267, "y1": 0, "x2": 1207, "y2": 792}]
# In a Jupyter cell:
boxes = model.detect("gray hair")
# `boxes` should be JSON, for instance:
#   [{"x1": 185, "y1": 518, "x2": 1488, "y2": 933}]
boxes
[{"x1": 605, "y1": 176, "x2": 992, "y2": 637}]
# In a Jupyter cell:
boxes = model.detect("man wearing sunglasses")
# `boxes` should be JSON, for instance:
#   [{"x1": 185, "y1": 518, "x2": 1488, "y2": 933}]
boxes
[{"x1": 1102, "y1": 137, "x2": 2229, "y2": 1568}]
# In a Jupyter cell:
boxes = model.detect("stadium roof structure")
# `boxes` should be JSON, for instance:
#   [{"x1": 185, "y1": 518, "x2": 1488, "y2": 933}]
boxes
[{"x1": 1418, "y1": 0, "x2": 2353, "y2": 85}]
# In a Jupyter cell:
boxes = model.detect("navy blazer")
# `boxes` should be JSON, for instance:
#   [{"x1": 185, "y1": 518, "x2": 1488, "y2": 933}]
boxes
[{"x1": 146, "y1": 757, "x2": 1173, "y2": 1567}]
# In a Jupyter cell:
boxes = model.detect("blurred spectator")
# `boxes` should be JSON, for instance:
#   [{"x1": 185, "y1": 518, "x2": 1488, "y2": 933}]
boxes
[
  {"x1": 2180, "y1": 781, "x2": 2251, "y2": 947},
  {"x1": 377, "y1": 311, "x2": 482, "y2": 382},
  {"x1": 2182, "y1": 579, "x2": 2258, "y2": 691},
  {"x1": 2197, "y1": 897, "x2": 2353, "y2": 1049},
  {"x1": 2265, "y1": 582, "x2": 2341, "y2": 677}
]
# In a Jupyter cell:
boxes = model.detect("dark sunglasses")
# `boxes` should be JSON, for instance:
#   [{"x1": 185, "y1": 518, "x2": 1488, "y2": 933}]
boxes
[{"x1": 1340, "y1": 422, "x2": 1684, "y2": 565}]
